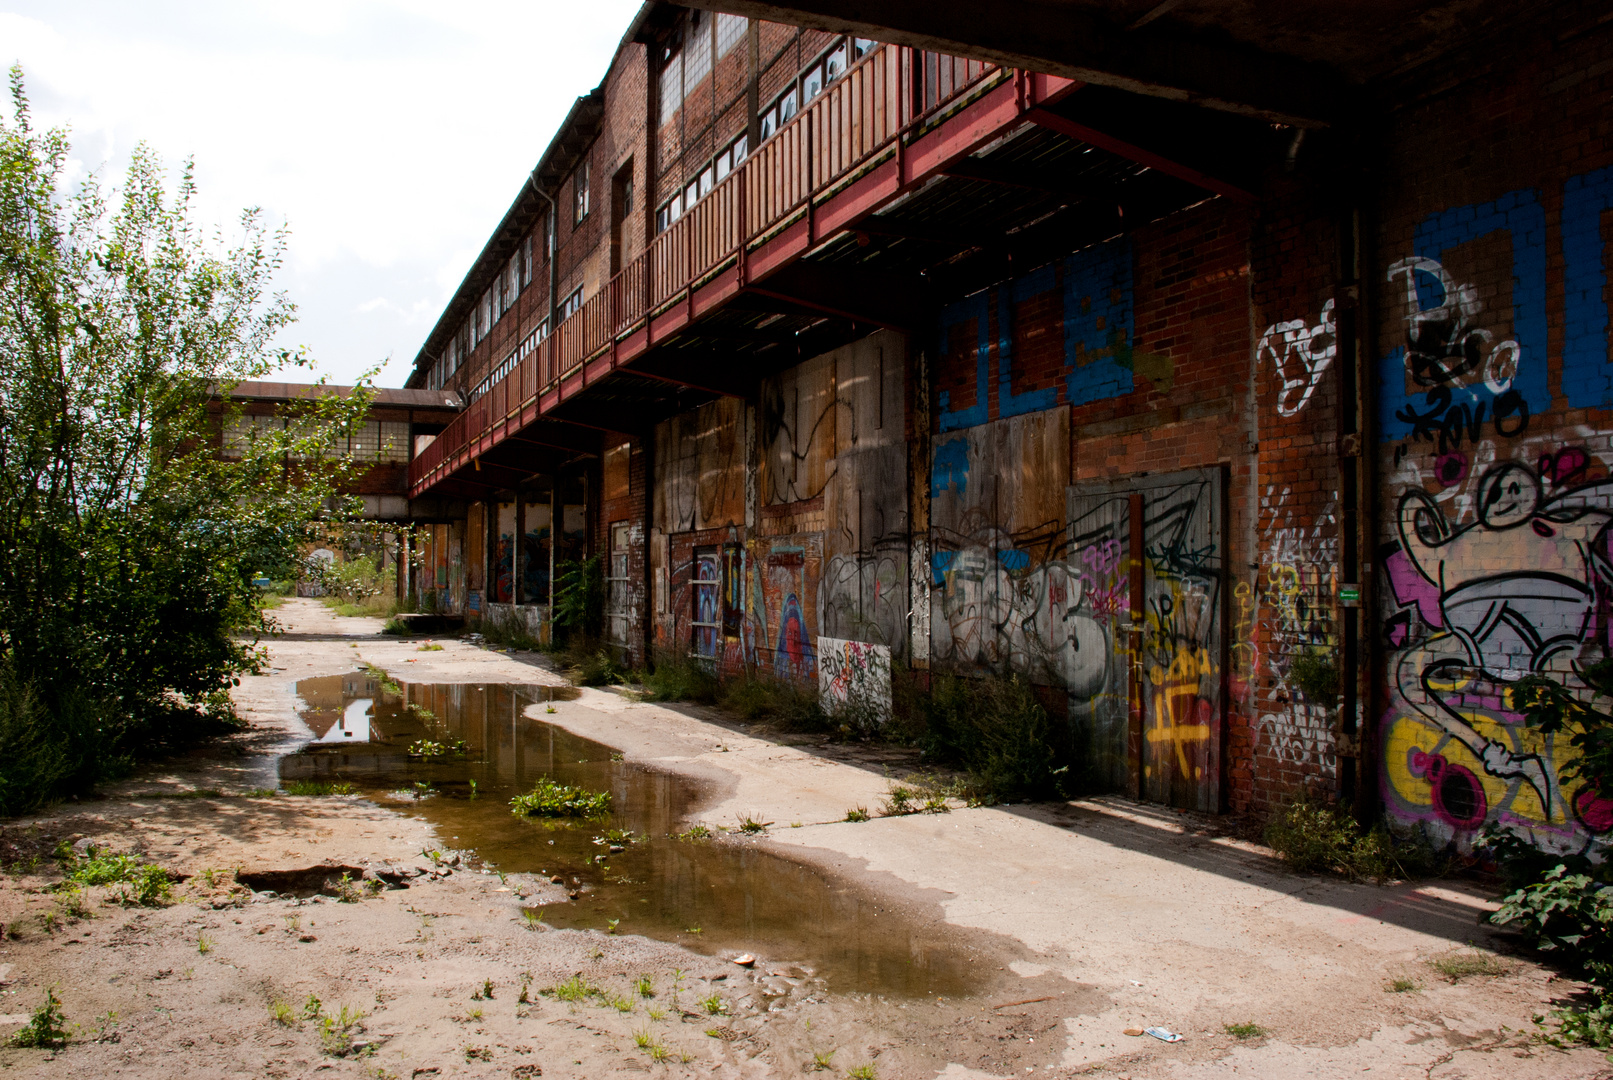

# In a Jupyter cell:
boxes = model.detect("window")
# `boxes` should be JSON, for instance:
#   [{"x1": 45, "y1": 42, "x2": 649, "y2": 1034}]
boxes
[
  {"x1": 803, "y1": 64, "x2": 823, "y2": 103},
  {"x1": 853, "y1": 37, "x2": 876, "y2": 59},
  {"x1": 698, "y1": 164, "x2": 715, "y2": 200},
  {"x1": 620, "y1": 174, "x2": 633, "y2": 214},
  {"x1": 519, "y1": 236, "x2": 533, "y2": 288},
  {"x1": 659, "y1": 49, "x2": 683, "y2": 126},
  {"x1": 759, "y1": 107, "x2": 776, "y2": 141},
  {"x1": 574, "y1": 160, "x2": 590, "y2": 223},
  {"x1": 778, "y1": 87, "x2": 798, "y2": 123},
  {"x1": 560, "y1": 286, "x2": 583, "y2": 320},
  {"x1": 378, "y1": 421, "x2": 410, "y2": 463},
  {"x1": 691, "y1": 548, "x2": 720, "y2": 659},
  {"x1": 656, "y1": 196, "x2": 680, "y2": 234},
  {"x1": 606, "y1": 521, "x2": 632, "y2": 648},
  {"x1": 731, "y1": 133, "x2": 748, "y2": 164},
  {"x1": 683, "y1": 10, "x2": 711, "y2": 88},
  {"x1": 825, "y1": 44, "x2": 848, "y2": 81},
  {"x1": 715, "y1": 13, "x2": 746, "y2": 58},
  {"x1": 714, "y1": 148, "x2": 732, "y2": 183},
  {"x1": 684, "y1": 179, "x2": 698, "y2": 210}
]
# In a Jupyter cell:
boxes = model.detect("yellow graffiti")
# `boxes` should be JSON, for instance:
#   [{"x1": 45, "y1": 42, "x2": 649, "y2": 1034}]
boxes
[{"x1": 1146, "y1": 644, "x2": 1213, "y2": 778}]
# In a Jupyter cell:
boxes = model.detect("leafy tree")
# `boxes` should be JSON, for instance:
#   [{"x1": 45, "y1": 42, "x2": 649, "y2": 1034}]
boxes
[{"x1": 0, "y1": 67, "x2": 370, "y2": 811}]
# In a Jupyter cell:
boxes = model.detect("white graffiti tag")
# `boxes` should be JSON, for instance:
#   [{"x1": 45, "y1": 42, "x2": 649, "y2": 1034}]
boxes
[{"x1": 1258, "y1": 298, "x2": 1336, "y2": 417}]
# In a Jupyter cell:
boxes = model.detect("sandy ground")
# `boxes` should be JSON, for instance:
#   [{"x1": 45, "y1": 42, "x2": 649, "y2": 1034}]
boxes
[{"x1": 0, "y1": 597, "x2": 1602, "y2": 1079}]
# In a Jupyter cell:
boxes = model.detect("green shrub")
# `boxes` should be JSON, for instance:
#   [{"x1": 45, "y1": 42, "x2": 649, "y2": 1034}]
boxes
[
  {"x1": 509, "y1": 777, "x2": 612, "y2": 818},
  {"x1": 573, "y1": 648, "x2": 626, "y2": 688},
  {"x1": 918, "y1": 672, "x2": 1067, "y2": 802},
  {"x1": 640, "y1": 652, "x2": 721, "y2": 704},
  {"x1": 1288, "y1": 648, "x2": 1339, "y2": 706},
  {"x1": 381, "y1": 616, "x2": 410, "y2": 635},
  {"x1": 718, "y1": 672, "x2": 824, "y2": 730},
  {"x1": 552, "y1": 556, "x2": 604, "y2": 642},
  {"x1": 1263, "y1": 797, "x2": 1392, "y2": 880}
]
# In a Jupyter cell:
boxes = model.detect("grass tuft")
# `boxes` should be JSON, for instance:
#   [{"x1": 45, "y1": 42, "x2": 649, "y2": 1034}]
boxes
[{"x1": 1223, "y1": 1021, "x2": 1265, "y2": 1039}]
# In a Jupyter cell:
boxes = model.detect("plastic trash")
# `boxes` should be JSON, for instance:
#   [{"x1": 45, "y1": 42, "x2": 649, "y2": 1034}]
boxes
[{"x1": 1144, "y1": 1027, "x2": 1183, "y2": 1043}]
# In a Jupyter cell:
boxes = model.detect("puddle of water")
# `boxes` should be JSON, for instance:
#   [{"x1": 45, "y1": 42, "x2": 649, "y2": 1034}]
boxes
[{"x1": 287, "y1": 674, "x2": 979, "y2": 998}]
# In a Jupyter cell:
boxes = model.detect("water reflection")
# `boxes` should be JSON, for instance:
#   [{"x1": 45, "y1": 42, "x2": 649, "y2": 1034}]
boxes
[{"x1": 285, "y1": 674, "x2": 978, "y2": 998}]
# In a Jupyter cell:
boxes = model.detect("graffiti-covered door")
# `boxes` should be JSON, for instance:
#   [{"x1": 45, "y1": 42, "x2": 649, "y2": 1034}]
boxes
[
  {"x1": 1066, "y1": 468, "x2": 1226, "y2": 811},
  {"x1": 1135, "y1": 470, "x2": 1225, "y2": 812}
]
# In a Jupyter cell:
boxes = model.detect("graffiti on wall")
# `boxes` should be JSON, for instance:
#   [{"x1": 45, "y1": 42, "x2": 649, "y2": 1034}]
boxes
[
  {"x1": 1258, "y1": 298, "x2": 1335, "y2": 417},
  {"x1": 937, "y1": 237, "x2": 1135, "y2": 433},
  {"x1": 657, "y1": 397, "x2": 746, "y2": 533},
  {"x1": 748, "y1": 533, "x2": 822, "y2": 679},
  {"x1": 821, "y1": 331, "x2": 910, "y2": 660},
  {"x1": 930, "y1": 408, "x2": 1083, "y2": 684},
  {"x1": 1383, "y1": 455, "x2": 1613, "y2": 852},
  {"x1": 1378, "y1": 169, "x2": 1613, "y2": 852},
  {"x1": 1255, "y1": 483, "x2": 1338, "y2": 778},
  {"x1": 818, "y1": 637, "x2": 892, "y2": 717}
]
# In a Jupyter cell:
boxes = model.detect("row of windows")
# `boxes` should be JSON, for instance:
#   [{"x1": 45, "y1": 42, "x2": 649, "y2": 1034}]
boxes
[
  {"x1": 469, "y1": 317, "x2": 550, "y2": 403},
  {"x1": 427, "y1": 235, "x2": 537, "y2": 391},
  {"x1": 222, "y1": 416, "x2": 411, "y2": 464},
  {"x1": 656, "y1": 35, "x2": 877, "y2": 235}
]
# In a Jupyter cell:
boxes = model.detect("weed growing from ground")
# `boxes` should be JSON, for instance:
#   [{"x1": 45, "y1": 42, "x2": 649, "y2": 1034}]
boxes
[
  {"x1": 847, "y1": 1065, "x2": 878, "y2": 1080},
  {"x1": 637, "y1": 651, "x2": 719, "y2": 704},
  {"x1": 1427, "y1": 950, "x2": 1510, "y2": 982},
  {"x1": 606, "y1": 918, "x2": 620, "y2": 934},
  {"x1": 738, "y1": 815, "x2": 771, "y2": 834},
  {"x1": 303, "y1": 994, "x2": 323, "y2": 1020},
  {"x1": 1224, "y1": 1022, "x2": 1265, "y2": 1039},
  {"x1": 64, "y1": 846, "x2": 140, "y2": 886},
  {"x1": 196, "y1": 931, "x2": 213, "y2": 954},
  {"x1": 1386, "y1": 977, "x2": 1418, "y2": 992},
  {"x1": 270, "y1": 999, "x2": 297, "y2": 1027},
  {"x1": 674, "y1": 824, "x2": 712, "y2": 842},
  {"x1": 241, "y1": 788, "x2": 278, "y2": 798},
  {"x1": 517, "y1": 981, "x2": 531, "y2": 1005},
  {"x1": 406, "y1": 739, "x2": 467, "y2": 759},
  {"x1": 544, "y1": 975, "x2": 597, "y2": 1003},
  {"x1": 522, "y1": 909, "x2": 544, "y2": 931},
  {"x1": 282, "y1": 780, "x2": 355, "y2": 796},
  {"x1": 509, "y1": 777, "x2": 612, "y2": 818},
  {"x1": 647, "y1": 1005, "x2": 668, "y2": 1020},
  {"x1": 811, "y1": 1048, "x2": 836, "y2": 1070},
  {"x1": 699, "y1": 993, "x2": 725, "y2": 1015},
  {"x1": 635, "y1": 974, "x2": 654, "y2": 998},
  {"x1": 11, "y1": 988, "x2": 68, "y2": 1048},
  {"x1": 845, "y1": 807, "x2": 870, "y2": 822},
  {"x1": 417, "y1": 643, "x2": 443, "y2": 652}
]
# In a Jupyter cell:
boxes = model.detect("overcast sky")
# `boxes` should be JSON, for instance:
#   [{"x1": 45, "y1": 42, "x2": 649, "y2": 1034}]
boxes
[{"x1": 1, "y1": 0, "x2": 643, "y2": 388}]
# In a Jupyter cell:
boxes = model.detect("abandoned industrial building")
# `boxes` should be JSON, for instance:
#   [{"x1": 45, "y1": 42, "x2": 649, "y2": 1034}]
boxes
[{"x1": 325, "y1": 0, "x2": 1613, "y2": 854}]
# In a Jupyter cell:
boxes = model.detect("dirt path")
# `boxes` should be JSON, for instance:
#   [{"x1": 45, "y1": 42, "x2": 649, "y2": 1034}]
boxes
[{"x1": 0, "y1": 598, "x2": 1601, "y2": 1079}]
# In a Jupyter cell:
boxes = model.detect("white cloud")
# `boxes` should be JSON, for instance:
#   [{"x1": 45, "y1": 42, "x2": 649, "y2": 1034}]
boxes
[{"x1": 0, "y1": 0, "x2": 641, "y2": 388}]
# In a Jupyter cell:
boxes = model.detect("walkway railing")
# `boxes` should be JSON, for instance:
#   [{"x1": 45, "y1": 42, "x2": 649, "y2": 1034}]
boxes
[{"x1": 412, "y1": 44, "x2": 1019, "y2": 495}]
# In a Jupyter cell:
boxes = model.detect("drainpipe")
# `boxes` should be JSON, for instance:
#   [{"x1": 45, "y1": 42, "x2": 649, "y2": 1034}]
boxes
[{"x1": 527, "y1": 173, "x2": 560, "y2": 340}]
